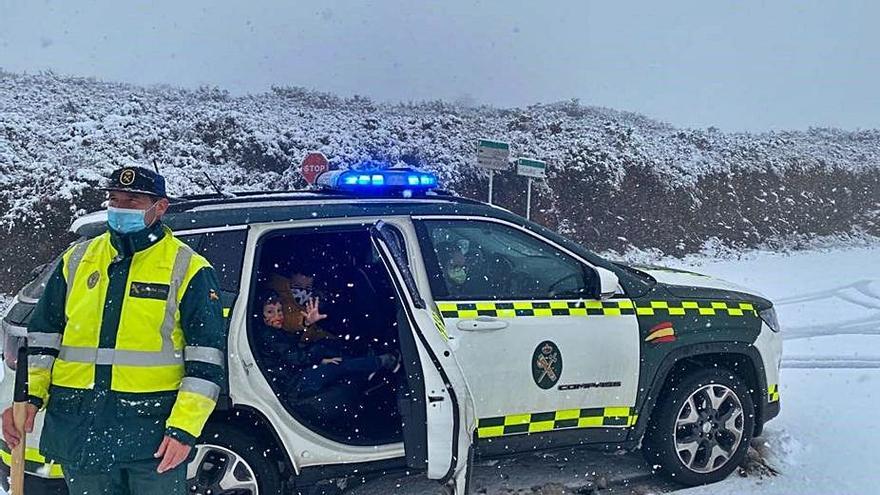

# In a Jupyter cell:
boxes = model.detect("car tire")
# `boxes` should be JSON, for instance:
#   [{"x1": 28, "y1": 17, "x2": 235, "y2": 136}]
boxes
[
  {"x1": 642, "y1": 367, "x2": 755, "y2": 486},
  {"x1": 188, "y1": 420, "x2": 286, "y2": 495}
]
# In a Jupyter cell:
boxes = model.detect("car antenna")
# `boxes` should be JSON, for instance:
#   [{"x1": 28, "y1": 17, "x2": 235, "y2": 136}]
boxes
[
  {"x1": 202, "y1": 171, "x2": 236, "y2": 198},
  {"x1": 152, "y1": 159, "x2": 183, "y2": 200}
]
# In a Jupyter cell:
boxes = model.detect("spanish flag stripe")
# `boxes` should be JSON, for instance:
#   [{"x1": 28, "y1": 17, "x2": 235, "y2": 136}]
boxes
[
  {"x1": 651, "y1": 321, "x2": 673, "y2": 331},
  {"x1": 645, "y1": 327, "x2": 675, "y2": 341}
]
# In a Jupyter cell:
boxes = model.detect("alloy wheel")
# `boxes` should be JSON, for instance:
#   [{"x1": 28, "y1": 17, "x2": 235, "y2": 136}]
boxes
[
  {"x1": 673, "y1": 383, "x2": 745, "y2": 474},
  {"x1": 186, "y1": 443, "x2": 260, "y2": 495}
]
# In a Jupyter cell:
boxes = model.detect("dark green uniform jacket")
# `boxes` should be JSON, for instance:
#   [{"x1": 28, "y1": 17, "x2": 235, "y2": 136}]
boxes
[{"x1": 27, "y1": 222, "x2": 226, "y2": 472}]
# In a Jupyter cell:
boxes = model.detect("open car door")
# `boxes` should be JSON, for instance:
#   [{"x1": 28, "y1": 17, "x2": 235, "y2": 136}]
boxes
[{"x1": 370, "y1": 220, "x2": 473, "y2": 494}]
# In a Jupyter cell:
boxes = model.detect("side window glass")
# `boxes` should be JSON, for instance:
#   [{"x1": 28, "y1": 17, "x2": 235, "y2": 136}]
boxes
[
  {"x1": 418, "y1": 220, "x2": 593, "y2": 301},
  {"x1": 197, "y1": 230, "x2": 247, "y2": 293}
]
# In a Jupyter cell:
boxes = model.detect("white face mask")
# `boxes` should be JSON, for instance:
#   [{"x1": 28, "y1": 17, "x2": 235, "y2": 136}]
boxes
[
  {"x1": 106, "y1": 200, "x2": 158, "y2": 234},
  {"x1": 448, "y1": 265, "x2": 467, "y2": 285},
  {"x1": 107, "y1": 206, "x2": 149, "y2": 234},
  {"x1": 291, "y1": 287, "x2": 312, "y2": 305}
]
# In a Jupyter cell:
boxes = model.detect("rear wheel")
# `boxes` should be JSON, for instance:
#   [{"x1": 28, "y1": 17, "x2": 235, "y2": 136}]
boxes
[
  {"x1": 187, "y1": 421, "x2": 286, "y2": 494},
  {"x1": 642, "y1": 367, "x2": 754, "y2": 486}
]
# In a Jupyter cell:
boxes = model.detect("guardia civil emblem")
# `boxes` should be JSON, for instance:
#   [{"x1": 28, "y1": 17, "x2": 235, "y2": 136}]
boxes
[
  {"x1": 120, "y1": 168, "x2": 136, "y2": 185},
  {"x1": 532, "y1": 340, "x2": 563, "y2": 389},
  {"x1": 87, "y1": 270, "x2": 100, "y2": 289}
]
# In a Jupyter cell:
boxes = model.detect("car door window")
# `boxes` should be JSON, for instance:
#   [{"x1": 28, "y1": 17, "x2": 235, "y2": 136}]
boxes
[
  {"x1": 178, "y1": 233, "x2": 204, "y2": 253},
  {"x1": 180, "y1": 230, "x2": 246, "y2": 318},
  {"x1": 418, "y1": 219, "x2": 593, "y2": 300},
  {"x1": 197, "y1": 230, "x2": 247, "y2": 293}
]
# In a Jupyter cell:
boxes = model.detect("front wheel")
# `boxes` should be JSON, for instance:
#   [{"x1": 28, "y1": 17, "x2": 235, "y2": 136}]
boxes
[
  {"x1": 642, "y1": 367, "x2": 755, "y2": 486},
  {"x1": 187, "y1": 421, "x2": 286, "y2": 494}
]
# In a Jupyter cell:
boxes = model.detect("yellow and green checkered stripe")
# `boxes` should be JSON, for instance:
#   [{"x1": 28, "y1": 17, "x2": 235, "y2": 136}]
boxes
[
  {"x1": 768, "y1": 384, "x2": 780, "y2": 403},
  {"x1": 438, "y1": 300, "x2": 637, "y2": 318},
  {"x1": 635, "y1": 300, "x2": 757, "y2": 317},
  {"x1": 477, "y1": 407, "x2": 638, "y2": 438},
  {"x1": 437, "y1": 300, "x2": 757, "y2": 319}
]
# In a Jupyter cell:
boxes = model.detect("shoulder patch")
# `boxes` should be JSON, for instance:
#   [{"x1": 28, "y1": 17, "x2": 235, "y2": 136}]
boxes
[{"x1": 87, "y1": 270, "x2": 100, "y2": 289}]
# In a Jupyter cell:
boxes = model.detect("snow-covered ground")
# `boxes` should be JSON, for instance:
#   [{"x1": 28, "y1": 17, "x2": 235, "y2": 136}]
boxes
[
  {"x1": 662, "y1": 244, "x2": 880, "y2": 495},
  {"x1": 2, "y1": 242, "x2": 879, "y2": 494}
]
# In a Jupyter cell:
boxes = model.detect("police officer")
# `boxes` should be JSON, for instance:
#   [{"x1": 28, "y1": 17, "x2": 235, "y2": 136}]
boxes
[{"x1": 2, "y1": 166, "x2": 226, "y2": 494}]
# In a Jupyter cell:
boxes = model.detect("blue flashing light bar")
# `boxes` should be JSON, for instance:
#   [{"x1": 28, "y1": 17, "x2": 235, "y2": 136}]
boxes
[{"x1": 317, "y1": 168, "x2": 438, "y2": 195}]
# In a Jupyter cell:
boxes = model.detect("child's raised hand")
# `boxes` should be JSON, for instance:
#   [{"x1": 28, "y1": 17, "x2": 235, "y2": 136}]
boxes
[
  {"x1": 300, "y1": 297, "x2": 328, "y2": 326},
  {"x1": 321, "y1": 357, "x2": 342, "y2": 365}
]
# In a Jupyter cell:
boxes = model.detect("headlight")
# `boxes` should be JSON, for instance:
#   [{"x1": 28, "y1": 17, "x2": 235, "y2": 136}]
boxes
[{"x1": 759, "y1": 307, "x2": 781, "y2": 333}]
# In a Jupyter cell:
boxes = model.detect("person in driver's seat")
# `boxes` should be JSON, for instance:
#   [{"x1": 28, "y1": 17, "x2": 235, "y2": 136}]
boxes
[
  {"x1": 257, "y1": 294, "x2": 399, "y2": 399},
  {"x1": 437, "y1": 241, "x2": 474, "y2": 295}
]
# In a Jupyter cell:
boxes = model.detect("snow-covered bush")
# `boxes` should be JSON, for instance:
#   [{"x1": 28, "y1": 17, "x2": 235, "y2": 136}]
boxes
[{"x1": 0, "y1": 70, "x2": 878, "y2": 292}]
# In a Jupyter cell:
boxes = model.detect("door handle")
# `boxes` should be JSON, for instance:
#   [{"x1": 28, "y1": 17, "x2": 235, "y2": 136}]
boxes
[{"x1": 456, "y1": 316, "x2": 509, "y2": 332}]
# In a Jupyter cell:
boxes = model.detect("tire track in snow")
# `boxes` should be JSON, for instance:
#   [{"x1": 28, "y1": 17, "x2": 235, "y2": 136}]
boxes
[
  {"x1": 783, "y1": 314, "x2": 880, "y2": 340},
  {"x1": 773, "y1": 280, "x2": 880, "y2": 368},
  {"x1": 775, "y1": 280, "x2": 880, "y2": 308},
  {"x1": 777, "y1": 279, "x2": 880, "y2": 340},
  {"x1": 782, "y1": 356, "x2": 880, "y2": 369}
]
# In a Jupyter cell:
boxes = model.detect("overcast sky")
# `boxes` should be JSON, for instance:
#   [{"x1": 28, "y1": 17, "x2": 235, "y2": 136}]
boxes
[{"x1": 1, "y1": 0, "x2": 878, "y2": 131}]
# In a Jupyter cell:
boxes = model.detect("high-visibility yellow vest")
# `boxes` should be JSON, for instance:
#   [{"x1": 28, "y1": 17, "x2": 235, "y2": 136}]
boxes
[{"x1": 49, "y1": 227, "x2": 211, "y2": 393}]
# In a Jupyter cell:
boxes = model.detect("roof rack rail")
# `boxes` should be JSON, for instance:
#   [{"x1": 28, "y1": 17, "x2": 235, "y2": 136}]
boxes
[{"x1": 164, "y1": 187, "x2": 485, "y2": 213}]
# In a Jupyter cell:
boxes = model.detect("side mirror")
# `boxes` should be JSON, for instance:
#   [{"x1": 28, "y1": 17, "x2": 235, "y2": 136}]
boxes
[{"x1": 594, "y1": 267, "x2": 620, "y2": 300}]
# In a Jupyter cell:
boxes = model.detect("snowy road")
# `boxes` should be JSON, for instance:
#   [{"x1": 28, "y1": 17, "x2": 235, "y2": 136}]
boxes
[
  {"x1": 669, "y1": 245, "x2": 880, "y2": 372},
  {"x1": 2, "y1": 242, "x2": 878, "y2": 494}
]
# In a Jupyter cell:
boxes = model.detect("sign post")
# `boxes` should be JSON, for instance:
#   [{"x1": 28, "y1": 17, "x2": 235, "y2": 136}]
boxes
[
  {"x1": 300, "y1": 152, "x2": 330, "y2": 185},
  {"x1": 516, "y1": 158, "x2": 547, "y2": 220},
  {"x1": 477, "y1": 139, "x2": 510, "y2": 204}
]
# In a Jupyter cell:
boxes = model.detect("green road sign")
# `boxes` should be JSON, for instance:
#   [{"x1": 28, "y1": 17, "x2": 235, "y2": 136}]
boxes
[
  {"x1": 516, "y1": 158, "x2": 547, "y2": 179},
  {"x1": 477, "y1": 139, "x2": 510, "y2": 170},
  {"x1": 478, "y1": 139, "x2": 510, "y2": 150}
]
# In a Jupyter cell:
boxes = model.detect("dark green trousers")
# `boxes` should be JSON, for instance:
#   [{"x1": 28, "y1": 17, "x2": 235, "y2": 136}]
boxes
[{"x1": 63, "y1": 458, "x2": 186, "y2": 495}]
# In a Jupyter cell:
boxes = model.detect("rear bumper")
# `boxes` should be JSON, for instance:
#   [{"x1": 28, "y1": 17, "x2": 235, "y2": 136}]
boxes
[{"x1": 0, "y1": 462, "x2": 68, "y2": 494}]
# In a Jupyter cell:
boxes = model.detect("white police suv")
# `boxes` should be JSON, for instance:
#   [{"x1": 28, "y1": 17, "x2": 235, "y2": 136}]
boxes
[{"x1": 1, "y1": 168, "x2": 782, "y2": 494}]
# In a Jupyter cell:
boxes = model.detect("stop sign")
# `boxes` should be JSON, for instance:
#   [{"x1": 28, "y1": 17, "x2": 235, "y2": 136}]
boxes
[{"x1": 301, "y1": 152, "x2": 329, "y2": 185}]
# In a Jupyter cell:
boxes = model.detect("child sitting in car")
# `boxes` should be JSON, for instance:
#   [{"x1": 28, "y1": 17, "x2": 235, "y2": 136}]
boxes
[
  {"x1": 267, "y1": 269, "x2": 337, "y2": 344},
  {"x1": 257, "y1": 294, "x2": 398, "y2": 399}
]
